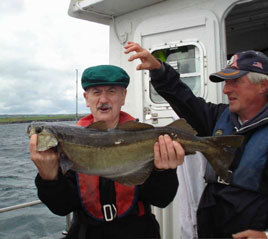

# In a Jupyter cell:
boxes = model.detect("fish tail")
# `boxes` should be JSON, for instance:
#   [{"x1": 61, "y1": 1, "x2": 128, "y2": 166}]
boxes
[{"x1": 202, "y1": 135, "x2": 244, "y2": 181}]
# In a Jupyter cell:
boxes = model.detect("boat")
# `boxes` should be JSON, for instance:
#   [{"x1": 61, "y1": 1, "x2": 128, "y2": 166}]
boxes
[{"x1": 2, "y1": 0, "x2": 267, "y2": 238}]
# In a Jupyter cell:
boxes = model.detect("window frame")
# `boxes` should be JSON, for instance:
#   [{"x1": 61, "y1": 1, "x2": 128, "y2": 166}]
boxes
[{"x1": 145, "y1": 40, "x2": 207, "y2": 109}]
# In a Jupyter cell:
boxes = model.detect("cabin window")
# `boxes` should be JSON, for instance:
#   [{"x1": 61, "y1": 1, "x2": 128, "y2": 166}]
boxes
[{"x1": 150, "y1": 45, "x2": 201, "y2": 103}]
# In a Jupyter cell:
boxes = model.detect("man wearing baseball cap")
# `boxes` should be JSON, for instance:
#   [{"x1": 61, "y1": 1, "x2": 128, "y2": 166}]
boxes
[
  {"x1": 125, "y1": 42, "x2": 268, "y2": 238},
  {"x1": 30, "y1": 64, "x2": 185, "y2": 239}
]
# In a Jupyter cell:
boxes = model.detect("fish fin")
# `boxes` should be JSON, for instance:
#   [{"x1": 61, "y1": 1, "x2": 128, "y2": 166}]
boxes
[
  {"x1": 37, "y1": 130, "x2": 58, "y2": 151},
  {"x1": 59, "y1": 154, "x2": 73, "y2": 173},
  {"x1": 117, "y1": 121, "x2": 154, "y2": 131},
  {"x1": 202, "y1": 150, "x2": 233, "y2": 182},
  {"x1": 57, "y1": 151, "x2": 73, "y2": 174},
  {"x1": 167, "y1": 119, "x2": 197, "y2": 136},
  {"x1": 108, "y1": 161, "x2": 154, "y2": 185},
  {"x1": 202, "y1": 135, "x2": 244, "y2": 181},
  {"x1": 87, "y1": 121, "x2": 108, "y2": 131},
  {"x1": 204, "y1": 135, "x2": 244, "y2": 148}
]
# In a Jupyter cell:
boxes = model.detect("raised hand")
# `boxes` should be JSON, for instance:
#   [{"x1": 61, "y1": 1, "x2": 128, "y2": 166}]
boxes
[{"x1": 124, "y1": 41, "x2": 162, "y2": 70}]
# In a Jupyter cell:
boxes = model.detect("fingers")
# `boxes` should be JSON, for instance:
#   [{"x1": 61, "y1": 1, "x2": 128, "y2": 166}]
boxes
[
  {"x1": 124, "y1": 42, "x2": 148, "y2": 64},
  {"x1": 29, "y1": 134, "x2": 59, "y2": 181},
  {"x1": 127, "y1": 51, "x2": 148, "y2": 62},
  {"x1": 124, "y1": 41, "x2": 162, "y2": 70},
  {"x1": 29, "y1": 134, "x2": 38, "y2": 155},
  {"x1": 154, "y1": 134, "x2": 185, "y2": 170},
  {"x1": 126, "y1": 51, "x2": 150, "y2": 70},
  {"x1": 154, "y1": 136, "x2": 169, "y2": 169},
  {"x1": 160, "y1": 135, "x2": 176, "y2": 168},
  {"x1": 173, "y1": 141, "x2": 185, "y2": 165},
  {"x1": 232, "y1": 230, "x2": 267, "y2": 239},
  {"x1": 124, "y1": 41, "x2": 140, "y2": 53}
]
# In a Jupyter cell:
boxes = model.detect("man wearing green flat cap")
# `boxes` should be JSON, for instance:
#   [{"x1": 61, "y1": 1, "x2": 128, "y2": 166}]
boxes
[
  {"x1": 80, "y1": 65, "x2": 130, "y2": 129},
  {"x1": 30, "y1": 64, "x2": 185, "y2": 239}
]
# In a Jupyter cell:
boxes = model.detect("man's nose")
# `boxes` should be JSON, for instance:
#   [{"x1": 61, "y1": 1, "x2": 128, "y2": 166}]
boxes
[
  {"x1": 99, "y1": 93, "x2": 108, "y2": 102},
  {"x1": 223, "y1": 81, "x2": 231, "y2": 94}
]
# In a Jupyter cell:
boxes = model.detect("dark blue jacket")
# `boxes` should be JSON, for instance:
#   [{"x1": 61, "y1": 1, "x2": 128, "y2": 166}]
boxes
[
  {"x1": 206, "y1": 107, "x2": 268, "y2": 193},
  {"x1": 151, "y1": 62, "x2": 268, "y2": 238}
]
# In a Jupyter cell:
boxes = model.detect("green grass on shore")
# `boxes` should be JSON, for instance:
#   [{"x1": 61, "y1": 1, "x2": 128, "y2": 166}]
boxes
[{"x1": 0, "y1": 114, "x2": 85, "y2": 124}]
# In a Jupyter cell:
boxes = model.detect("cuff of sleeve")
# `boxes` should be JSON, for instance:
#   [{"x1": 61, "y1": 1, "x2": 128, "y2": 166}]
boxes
[
  {"x1": 149, "y1": 61, "x2": 165, "y2": 78},
  {"x1": 264, "y1": 231, "x2": 268, "y2": 238},
  {"x1": 35, "y1": 172, "x2": 62, "y2": 188},
  {"x1": 152, "y1": 168, "x2": 177, "y2": 175}
]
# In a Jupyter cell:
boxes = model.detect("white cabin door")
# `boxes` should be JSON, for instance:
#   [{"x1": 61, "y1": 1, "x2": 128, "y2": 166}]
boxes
[
  {"x1": 133, "y1": 11, "x2": 220, "y2": 126},
  {"x1": 133, "y1": 11, "x2": 219, "y2": 239}
]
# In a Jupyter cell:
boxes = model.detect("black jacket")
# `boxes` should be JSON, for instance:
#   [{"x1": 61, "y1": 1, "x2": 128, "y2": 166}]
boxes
[
  {"x1": 35, "y1": 168, "x2": 178, "y2": 239},
  {"x1": 151, "y1": 62, "x2": 268, "y2": 238}
]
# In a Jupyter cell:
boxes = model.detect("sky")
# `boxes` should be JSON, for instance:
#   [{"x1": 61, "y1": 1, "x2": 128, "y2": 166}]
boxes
[{"x1": 0, "y1": 0, "x2": 109, "y2": 115}]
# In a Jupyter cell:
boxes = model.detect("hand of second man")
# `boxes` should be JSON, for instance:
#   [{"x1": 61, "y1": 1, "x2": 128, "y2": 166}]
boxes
[{"x1": 154, "y1": 134, "x2": 185, "y2": 170}]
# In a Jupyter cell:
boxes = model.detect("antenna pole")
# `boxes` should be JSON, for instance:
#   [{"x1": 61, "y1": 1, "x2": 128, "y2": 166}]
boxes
[{"x1": 75, "y1": 69, "x2": 78, "y2": 121}]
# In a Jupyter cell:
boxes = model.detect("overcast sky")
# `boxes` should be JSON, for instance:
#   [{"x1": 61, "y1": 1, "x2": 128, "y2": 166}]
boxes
[{"x1": 0, "y1": 0, "x2": 109, "y2": 115}]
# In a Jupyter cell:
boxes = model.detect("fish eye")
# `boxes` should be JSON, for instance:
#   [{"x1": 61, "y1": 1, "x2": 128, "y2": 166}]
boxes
[{"x1": 35, "y1": 126, "x2": 43, "y2": 134}]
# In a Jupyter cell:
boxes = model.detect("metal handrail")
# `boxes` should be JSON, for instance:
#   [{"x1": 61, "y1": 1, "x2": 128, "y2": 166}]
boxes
[
  {"x1": 0, "y1": 200, "x2": 71, "y2": 234},
  {"x1": 0, "y1": 200, "x2": 42, "y2": 213}
]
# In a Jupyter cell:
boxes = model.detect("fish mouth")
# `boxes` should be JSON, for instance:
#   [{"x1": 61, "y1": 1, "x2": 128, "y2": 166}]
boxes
[
  {"x1": 27, "y1": 124, "x2": 44, "y2": 137},
  {"x1": 27, "y1": 125, "x2": 32, "y2": 135}
]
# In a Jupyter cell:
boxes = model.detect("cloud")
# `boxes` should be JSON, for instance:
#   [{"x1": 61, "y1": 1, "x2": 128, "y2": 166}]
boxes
[
  {"x1": 0, "y1": 0, "x2": 24, "y2": 16},
  {"x1": 0, "y1": 0, "x2": 109, "y2": 114}
]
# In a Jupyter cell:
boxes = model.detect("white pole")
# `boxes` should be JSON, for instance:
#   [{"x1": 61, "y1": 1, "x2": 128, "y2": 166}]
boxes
[
  {"x1": 76, "y1": 69, "x2": 78, "y2": 121},
  {"x1": 0, "y1": 200, "x2": 42, "y2": 213}
]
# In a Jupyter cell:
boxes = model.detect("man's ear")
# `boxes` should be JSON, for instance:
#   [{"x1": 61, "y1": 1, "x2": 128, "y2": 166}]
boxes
[
  {"x1": 260, "y1": 80, "x2": 268, "y2": 94},
  {"x1": 83, "y1": 92, "x2": 90, "y2": 108},
  {"x1": 122, "y1": 89, "x2": 127, "y2": 106}
]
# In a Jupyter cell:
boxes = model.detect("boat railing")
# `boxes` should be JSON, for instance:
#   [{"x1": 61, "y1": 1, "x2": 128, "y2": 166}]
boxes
[{"x1": 0, "y1": 200, "x2": 71, "y2": 236}]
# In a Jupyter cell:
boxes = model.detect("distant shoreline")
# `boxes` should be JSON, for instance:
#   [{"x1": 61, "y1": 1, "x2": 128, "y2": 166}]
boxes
[{"x1": 0, "y1": 114, "x2": 86, "y2": 124}]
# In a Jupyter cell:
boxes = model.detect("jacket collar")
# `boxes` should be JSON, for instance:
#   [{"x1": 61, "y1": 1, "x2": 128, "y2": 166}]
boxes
[
  {"x1": 77, "y1": 111, "x2": 135, "y2": 127},
  {"x1": 230, "y1": 102, "x2": 268, "y2": 133}
]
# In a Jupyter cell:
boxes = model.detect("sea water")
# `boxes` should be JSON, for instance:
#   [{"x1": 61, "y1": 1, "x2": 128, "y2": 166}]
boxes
[{"x1": 0, "y1": 122, "x2": 68, "y2": 239}]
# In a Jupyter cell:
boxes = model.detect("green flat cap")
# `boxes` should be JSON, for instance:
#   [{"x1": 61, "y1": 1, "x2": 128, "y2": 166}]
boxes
[{"x1": 81, "y1": 65, "x2": 130, "y2": 90}]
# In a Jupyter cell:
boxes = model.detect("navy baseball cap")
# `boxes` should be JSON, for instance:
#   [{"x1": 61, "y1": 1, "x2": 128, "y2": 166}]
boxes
[
  {"x1": 81, "y1": 65, "x2": 130, "y2": 90},
  {"x1": 210, "y1": 50, "x2": 268, "y2": 82}
]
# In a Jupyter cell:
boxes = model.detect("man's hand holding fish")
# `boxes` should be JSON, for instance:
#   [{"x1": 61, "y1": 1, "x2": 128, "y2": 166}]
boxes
[
  {"x1": 29, "y1": 134, "x2": 59, "y2": 181},
  {"x1": 154, "y1": 134, "x2": 185, "y2": 169}
]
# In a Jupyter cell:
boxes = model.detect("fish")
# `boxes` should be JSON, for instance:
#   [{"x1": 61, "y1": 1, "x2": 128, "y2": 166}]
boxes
[{"x1": 27, "y1": 119, "x2": 244, "y2": 185}]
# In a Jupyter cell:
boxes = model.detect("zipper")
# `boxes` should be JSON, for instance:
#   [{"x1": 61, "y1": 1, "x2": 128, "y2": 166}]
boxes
[{"x1": 235, "y1": 117, "x2": 268, "y2": 133}]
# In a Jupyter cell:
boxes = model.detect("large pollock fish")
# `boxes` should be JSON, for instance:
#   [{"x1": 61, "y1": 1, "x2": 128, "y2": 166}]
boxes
[{"x1": 27, "y1": 119, "x2": 244, "y2": 185}]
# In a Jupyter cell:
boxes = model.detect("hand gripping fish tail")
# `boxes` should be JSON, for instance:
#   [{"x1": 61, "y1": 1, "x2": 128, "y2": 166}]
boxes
[{"x1": 164, "y1": 119, "x2": 244, "y2": 182}]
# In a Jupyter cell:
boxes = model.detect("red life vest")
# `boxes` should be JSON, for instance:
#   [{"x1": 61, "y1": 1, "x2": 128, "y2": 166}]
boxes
[{"x1": 76, "y1": 112, "x2": 145, "y2": 222}]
